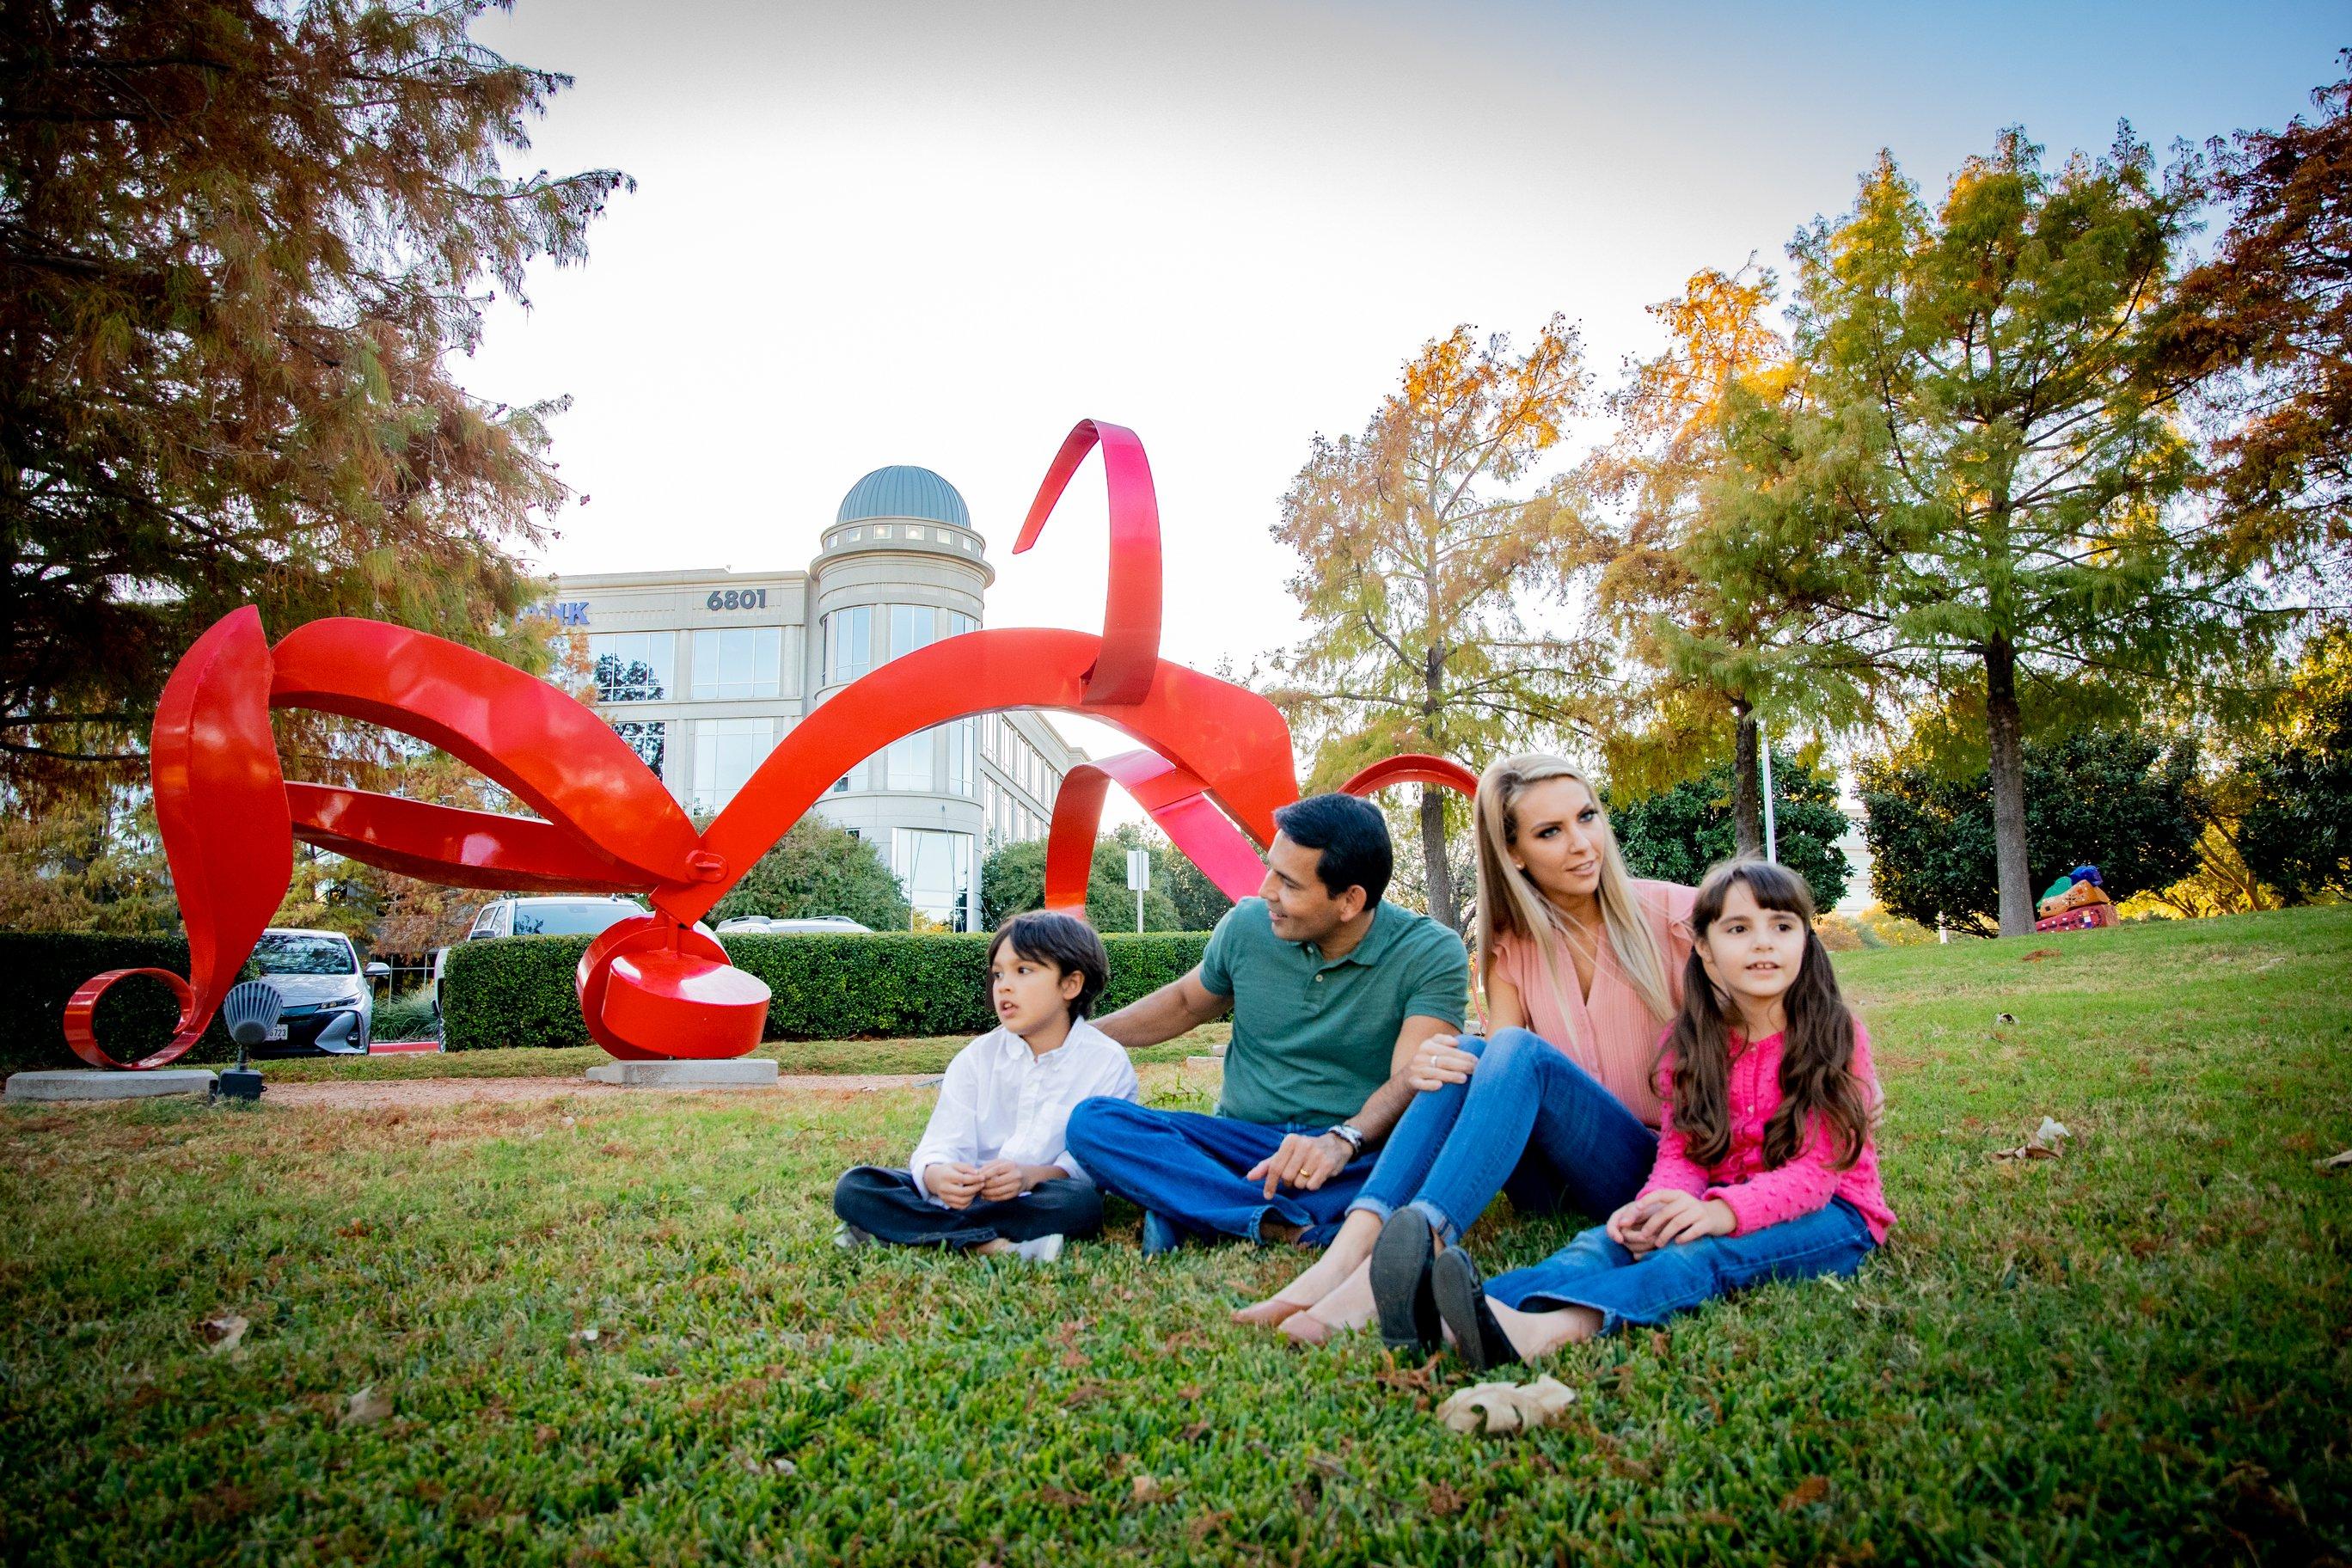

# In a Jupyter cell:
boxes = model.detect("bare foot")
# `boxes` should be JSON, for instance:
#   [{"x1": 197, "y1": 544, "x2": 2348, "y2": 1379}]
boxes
[
  {"x1": 971, "y1": 1239, "x2": 1013, "y2": 1257},
  {"x1": 1277, "y1": 1312, "x2": 1332, "y2": 1345},
  {"x1": 1233, "y1": 1211, "x2": 1381, "y2": 1326},
  {"x1": 1298, "y1": 1258, "x2": 1379, "y2": 1336},
  {"x1": 1487, "y1": 1301, "x2": 1601, "y2": 1359}
]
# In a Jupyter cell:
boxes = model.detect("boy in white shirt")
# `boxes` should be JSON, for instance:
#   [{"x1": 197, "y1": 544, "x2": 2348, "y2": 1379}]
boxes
[{"x1": 832, "y1": 910, "x2": 1140, "y2": 1260}]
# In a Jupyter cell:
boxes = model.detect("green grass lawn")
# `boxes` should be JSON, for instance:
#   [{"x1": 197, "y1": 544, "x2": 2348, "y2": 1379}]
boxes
[{"x1": 3, "y1": 909, "x2": 2348, "y2": 1565}]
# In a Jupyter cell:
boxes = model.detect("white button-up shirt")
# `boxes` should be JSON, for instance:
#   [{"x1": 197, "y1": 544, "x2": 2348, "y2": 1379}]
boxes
[{"x1": 907, "y1": 1018, "x2": 1140, "y2": 1205}]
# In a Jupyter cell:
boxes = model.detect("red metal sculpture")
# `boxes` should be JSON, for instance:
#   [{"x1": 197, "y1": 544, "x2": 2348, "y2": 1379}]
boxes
[{"x1": 66, "y1": 420, "x2": 1479, "y2": 1069}]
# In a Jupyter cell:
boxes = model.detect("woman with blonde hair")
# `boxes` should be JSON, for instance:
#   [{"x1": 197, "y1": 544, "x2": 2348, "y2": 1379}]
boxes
[{"x1": 1236, "y1": 753, "x2": 1696, "y2": 1344}]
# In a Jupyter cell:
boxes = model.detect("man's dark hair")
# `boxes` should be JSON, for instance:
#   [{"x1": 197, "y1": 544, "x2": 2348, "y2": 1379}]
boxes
[
  {"x1": 1272, "y1": 793, "x2": 1393, "y2": 907},
  {"x1": 985, "y1": 910, "x2": 1111, "y2": 1021}
]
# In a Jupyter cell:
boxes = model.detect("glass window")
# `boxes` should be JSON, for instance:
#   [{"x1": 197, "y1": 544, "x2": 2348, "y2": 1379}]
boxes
[
  {"x1": 825, "y1": 605, "x2": 872, "y2": 684},
  {"x1": 886, "y1": 727, "x2": 936, "y2": 792},
  {"x1": 693, "y1": 626, "x2": 781, "y2": 701},
  {"x1": 946, "y1": 718, "x2": 976, "y2": 797},
  {"x1": 846, "y1": 527, "x2": 862, "y2": 542},
  {"x1": 590, "y1": 632, "x2": 673, "y2": 702},
  {"x1": 252, "y1": 933, "x2": 358, "y2": 975},
  {"x1": 888, "y1": 603, "x2": 943, "y2": 661},
  {"x1": 691, "y1": 718, "x2": 771, "y2": 813},
  {"x1": 611, "y1": 720, "x2": 665, "y2": 777},
  {"x1": 946, "y1": 610, "x2": 975, "y2": 640},
  {"x1": 892, "y1": 827, "x2": 975, "y2": 932},
  {"x1": 873, "y1": 524, "x2": 893, "y2": 539},
  {"x1": 511, "y1": 900, "x2": 641, "y2": 937}
]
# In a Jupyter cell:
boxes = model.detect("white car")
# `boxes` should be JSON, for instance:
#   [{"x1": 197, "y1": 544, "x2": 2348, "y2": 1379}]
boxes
[
  {"x1": 248, "y1": 928, "x2": 389, "y2": 1056},
  {"x1": 430, "y1": 895, "x2": 647, "y2": 1031},
  {"x1": 713, "y1": 916, "x2": 874, "y2": 935}
]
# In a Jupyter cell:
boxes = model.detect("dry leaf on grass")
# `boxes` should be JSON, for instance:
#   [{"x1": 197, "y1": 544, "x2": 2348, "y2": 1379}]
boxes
[
  {"x1": 1434, "y1": 1375, "x2": 1577, "y2": 1435},
  {"x1": 2315, "y1": 1149, "x2": 2352, "y2": 1173},
  {"x1": 340, "y1": 1387, "x2": 392, "y2": 1427},
  {"x1": 1994, "y1": 1012, "x2": 2018, "y2": 1026},
  {"x1": 1130, "y1": 1473, "x2": 1173, "y2": 1504},
  {"x1": 569, "y1": 1326, "x2": 601, "y2": 1345},
  {"x1": 198, "y1": 1314, "x2": 247, "y2": 1356},
  {"x1": 1994, "y1": 1117, "x2": 2072, "y2": 1161},
  {"x1": 1782, "y1": 1475, "x2": 1830, "y2": 1510},
  {"x1": 2022, "y1": 948, "x2": 2062, "y2": 963}
]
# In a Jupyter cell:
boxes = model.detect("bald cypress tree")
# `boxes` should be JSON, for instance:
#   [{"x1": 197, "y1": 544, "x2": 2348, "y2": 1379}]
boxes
[{"x1": 0, "y1": 1, "x2": 630, "y2": 793}]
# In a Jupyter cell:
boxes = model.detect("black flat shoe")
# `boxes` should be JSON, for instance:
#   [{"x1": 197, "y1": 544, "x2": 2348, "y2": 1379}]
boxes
[
  {"x1": 1369, "y1": 1208, "x2": 1440, "y2": 1354},
  {"x1": 1430, "y1": 1247, "x2": 1522, "y2": 1372}
]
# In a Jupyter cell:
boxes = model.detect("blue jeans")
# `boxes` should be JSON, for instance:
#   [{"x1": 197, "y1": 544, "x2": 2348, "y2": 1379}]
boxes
[
  {"x1": 1062, "y1": 1097, "x2": 1377, "y2": 1248},
  {"x1": 1347, "y1": 1028, "x2": 1657, "y2": 1243},
  {"x1": 1488, "y1": 1196, "x2": 1877, "y2": 1333},
  {"x1": 831, "y1": 1166, "x2": 1104, "y2": 1250}
]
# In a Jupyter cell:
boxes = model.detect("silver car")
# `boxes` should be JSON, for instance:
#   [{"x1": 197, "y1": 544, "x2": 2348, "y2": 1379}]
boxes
[
  {"x1": 429, "y1": 895, "x2": 648, "y2": 1032},
  {"x1": 248, "y1": 928, "x2": 389, "y2": 1056}
]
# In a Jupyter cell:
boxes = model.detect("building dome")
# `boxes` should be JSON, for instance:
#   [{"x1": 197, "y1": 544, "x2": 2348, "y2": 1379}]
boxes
[{"x1": 836, "y1": 465, "x2": 971, "y2": 529}]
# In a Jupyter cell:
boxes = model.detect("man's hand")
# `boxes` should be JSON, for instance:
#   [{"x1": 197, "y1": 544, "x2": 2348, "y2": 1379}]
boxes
[
  {"x1": 975, "y1": 1159, "x2": 1026, "y2": 1203},
  {"x1": 925, "y1": 1162, "x2": 985, "y2": 1210},
  {"x1": 1406, "y1": 1032, "x2": 1479, "y2": 1093},
  {"x1": 1631, "y1": 1190, "x2": 1736, "y2": 1249},
  {"x1": 1246, "y1": 1131, "x2": 1352, "y2": 1199}
]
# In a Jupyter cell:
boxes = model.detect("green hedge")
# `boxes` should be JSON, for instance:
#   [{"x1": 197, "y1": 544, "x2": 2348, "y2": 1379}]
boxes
[
  {"x1": 0, "y1": 933, "x2": 237, "y2": 1072},
  {"x1": 442, "y1": 931, "x2": 1212, "y2": 1051}
]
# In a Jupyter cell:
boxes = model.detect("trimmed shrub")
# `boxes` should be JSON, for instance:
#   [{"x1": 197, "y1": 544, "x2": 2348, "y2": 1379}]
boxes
[
  {"x1": 441, "y1": 930, "x2": 1213, "y2": 1051},
  {"x1": 0, "y1": 933, "x2": 236, "y2": 1071}
]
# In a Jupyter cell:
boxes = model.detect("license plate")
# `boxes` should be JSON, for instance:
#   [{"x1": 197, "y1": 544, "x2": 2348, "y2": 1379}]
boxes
[{"x1": 264, "y1": 1024, "x2": 287, "y2": 1042}]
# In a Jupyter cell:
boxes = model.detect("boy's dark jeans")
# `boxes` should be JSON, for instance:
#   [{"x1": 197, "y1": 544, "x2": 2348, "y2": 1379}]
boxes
[{"x1": 831, "y1": 1166, "x2": 1105, "y2": 1249}]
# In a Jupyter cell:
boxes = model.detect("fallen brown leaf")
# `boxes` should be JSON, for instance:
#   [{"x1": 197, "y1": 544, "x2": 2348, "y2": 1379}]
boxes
[
  {"x1": 1424, "y1": 1480, "x2": 1468, "y2": 1516},
  {"x1": 1178, "y1": 1420, "x2": 1211, "y2": 1443},
  {"x1": 1130, "y1": 1473, "x2": 1173, "y2": 1504},
  {"x1": 1783, "y1": 1475, "x2": 1829, "y2": 1510},
  {"x1": 1435, "y1": 1375, "x2": 1578, "y2": 1435},
  {"x1": 198, "y1": 1314, "x2": 247, "y2": 1356},
  {"x1": 340, "y1": 1387, "x2": 392, "y2": 1428},
  {"x1": 1183, "y1": 1510, "x2": 1234, "y2": 1544},
  {"x1": 2022, "y1": 948, "x2": 2062, "y2": 962},
  {"x1": 1063, "y1": 1383, "x2": 1106, "y2": 1408},
  {"x1": 1037, "y1": 1485, "x2": 1091, "y2": 1510}
]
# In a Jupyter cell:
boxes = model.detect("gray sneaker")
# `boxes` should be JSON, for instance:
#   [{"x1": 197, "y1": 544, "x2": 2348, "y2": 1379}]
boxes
[
  {"x1": 832, "y1": 1222, "x2": 873, "y2": 1252},
  {"x1": 1014, "y1": 1234, "x2": 1066, "y2": 1264}
]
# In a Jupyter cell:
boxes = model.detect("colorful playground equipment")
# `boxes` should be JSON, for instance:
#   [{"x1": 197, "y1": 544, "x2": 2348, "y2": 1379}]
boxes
[{"x1": 64, "y1": 420, "x2": 1475, "y2": 1070}]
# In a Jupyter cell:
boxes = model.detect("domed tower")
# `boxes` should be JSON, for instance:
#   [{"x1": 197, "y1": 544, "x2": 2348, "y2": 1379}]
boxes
[
  {"x1": 805, "y1": 466, "x2": 998, "y2": 929},
  {"x1": 807, "y1": 465, "x2": 991, "y2": 706}
]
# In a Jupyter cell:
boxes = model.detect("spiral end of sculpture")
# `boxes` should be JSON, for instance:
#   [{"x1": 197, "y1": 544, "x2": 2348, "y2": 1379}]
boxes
[{"x1": 575, "y1": 915, "x2": 769, "y2": 1061}]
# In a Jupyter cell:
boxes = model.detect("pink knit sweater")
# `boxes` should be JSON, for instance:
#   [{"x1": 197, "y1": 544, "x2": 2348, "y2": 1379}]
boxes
[{"x1": 1637, "y1": 1018, "x2": 1896, "y2": 1243}]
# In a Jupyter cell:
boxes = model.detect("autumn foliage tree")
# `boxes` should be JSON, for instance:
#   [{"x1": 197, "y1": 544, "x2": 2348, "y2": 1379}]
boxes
[
  {"x1": 1271, "y1": 318, "x2": 1596, "y2": 930},
  {"x1": 0, "y1": 0, "x2": 629, "y2": 792},
  {"x1": 1579, "y1": 264, "x2": 1887, "y2": 852}
]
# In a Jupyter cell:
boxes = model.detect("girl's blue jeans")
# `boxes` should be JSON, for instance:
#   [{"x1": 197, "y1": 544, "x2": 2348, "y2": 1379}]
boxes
[
  {"x1": 1486, "y1": 1196, "x2": 1877, "y2": 1333},
  {"x1": 1347, "y1": 1027, "x2": 1658, "y2": 1243}
]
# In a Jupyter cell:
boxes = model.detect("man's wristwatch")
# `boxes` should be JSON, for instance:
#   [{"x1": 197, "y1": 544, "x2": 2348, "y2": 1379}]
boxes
[{"x1": 1324, "y1": 1124, "x2": 1367, "y2": 1157}]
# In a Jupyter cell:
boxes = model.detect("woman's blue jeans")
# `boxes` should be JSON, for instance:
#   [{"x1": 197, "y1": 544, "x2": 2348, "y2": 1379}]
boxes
[
  {"x1": 1485, "y1": 1197, "x2": 1877, "y2": 1333},
  {"x1": 1346, "y1": 1027, "x2": 1657, "y2": 1243}
]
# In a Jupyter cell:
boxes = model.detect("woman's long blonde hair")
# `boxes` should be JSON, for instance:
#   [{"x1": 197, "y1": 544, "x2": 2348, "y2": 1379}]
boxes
[{"x1": 1473, "y1": 753, "x2": 1677, "y2": 1044}]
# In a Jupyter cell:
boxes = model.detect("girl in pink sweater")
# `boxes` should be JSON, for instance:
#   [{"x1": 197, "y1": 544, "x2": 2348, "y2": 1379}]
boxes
[{"x1": 1415, "y1": 858, "x2": 1894, "y2": 1369}]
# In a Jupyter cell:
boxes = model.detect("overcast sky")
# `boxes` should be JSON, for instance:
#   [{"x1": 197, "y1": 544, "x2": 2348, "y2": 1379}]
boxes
[{"x1": 456, "y1": 0, "x2": 2343, "y2": 773}]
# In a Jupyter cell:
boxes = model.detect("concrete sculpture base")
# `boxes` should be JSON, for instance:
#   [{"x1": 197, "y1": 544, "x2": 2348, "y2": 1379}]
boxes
[
  {"x1": 6, "y1": 1069, "x2": 218, "y2": 1102},
  {"x1": 583, "y1": 1059, "x2": 780, "y2": 1089}
]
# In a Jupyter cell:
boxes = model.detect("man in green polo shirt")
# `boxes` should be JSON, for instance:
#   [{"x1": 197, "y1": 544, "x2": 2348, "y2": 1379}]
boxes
[{"x1": 1063, "y1": 794, "x2": 1468, "y2": 1253}]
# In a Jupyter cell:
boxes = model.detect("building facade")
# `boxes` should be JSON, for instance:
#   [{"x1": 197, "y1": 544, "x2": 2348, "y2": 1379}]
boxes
[{"x1": 543, "y1": 465, "x2": 1080, "y2": 930}]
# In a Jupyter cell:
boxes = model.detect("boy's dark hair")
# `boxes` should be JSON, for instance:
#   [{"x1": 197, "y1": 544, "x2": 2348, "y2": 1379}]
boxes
[
  {"x1": 1272, "y1": 793, "x2": 1393, "y2": 907},
  {"x1": 985, "y1": 910, "x2": 1111, "y2": 1022}
]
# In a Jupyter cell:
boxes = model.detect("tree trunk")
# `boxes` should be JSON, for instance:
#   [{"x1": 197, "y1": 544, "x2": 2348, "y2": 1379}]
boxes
[
  {"x1": 1984, "y1": 638, "x2": 2036, "y2": 937},
  {"x1": 1419, "y1": 783, "x2": 1459, "y2": 932},
  {"x1": 1731, "y1": 701, "x2": 1761, "y2": 860}
]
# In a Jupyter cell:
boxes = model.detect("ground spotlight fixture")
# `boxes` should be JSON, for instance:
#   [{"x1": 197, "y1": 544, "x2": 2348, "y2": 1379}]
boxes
[{"x1": 217, "y1": 980, "x2": 282, "y2": 1102}]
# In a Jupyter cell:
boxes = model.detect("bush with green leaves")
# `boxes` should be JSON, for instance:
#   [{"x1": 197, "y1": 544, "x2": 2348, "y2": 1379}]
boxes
[
  {"x1": 441, "y1": 930, "x2": 1210, "y2": 1050},
  {"x1": 2233, "y1": 681, "x2": 2351, "y2": 903},
  {"x1": 1608, "y1": 752, "x2": 1852, "y2": 909},
  {"x1": 707, "y1": 818, "x2": 911, "y2": 931},
  {"x1": 1858, "y1": 726, "x2": 2202, "y2": 936},
  {"x1": 979, "y1": 829, "x2": 1185, "y2": 931}
]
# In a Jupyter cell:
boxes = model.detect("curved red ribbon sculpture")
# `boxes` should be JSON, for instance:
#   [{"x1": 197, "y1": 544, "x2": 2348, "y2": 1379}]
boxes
[{"x1": 66, "y1": 421, "x2": 1475, "y2": 1069}]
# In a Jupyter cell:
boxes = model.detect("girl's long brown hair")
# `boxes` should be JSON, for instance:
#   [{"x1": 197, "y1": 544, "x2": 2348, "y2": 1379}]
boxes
[{"x1": 1663, "y1": 859, "x2": 1870, "y2": 1171}]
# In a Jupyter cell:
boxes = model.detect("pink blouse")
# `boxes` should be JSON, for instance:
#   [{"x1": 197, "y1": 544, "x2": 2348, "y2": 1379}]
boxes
[
  {"x1": 1638, "y1": 1019, "x2": 1896, "y2": 1243},
  {"x1": 1486, "y1": 879, "x2": 1695, "y2": 1127}
]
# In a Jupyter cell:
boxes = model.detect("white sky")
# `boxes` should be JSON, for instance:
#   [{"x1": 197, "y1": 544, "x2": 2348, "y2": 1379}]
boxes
[{"x1": 456, "y1": 0, "x2": 2343, "y2": 793}]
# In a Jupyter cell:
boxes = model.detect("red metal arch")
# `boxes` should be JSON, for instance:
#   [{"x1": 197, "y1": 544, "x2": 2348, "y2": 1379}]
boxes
[{"x1": 1042, "y1": 750, "x2": 1270, "y2": 916}]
